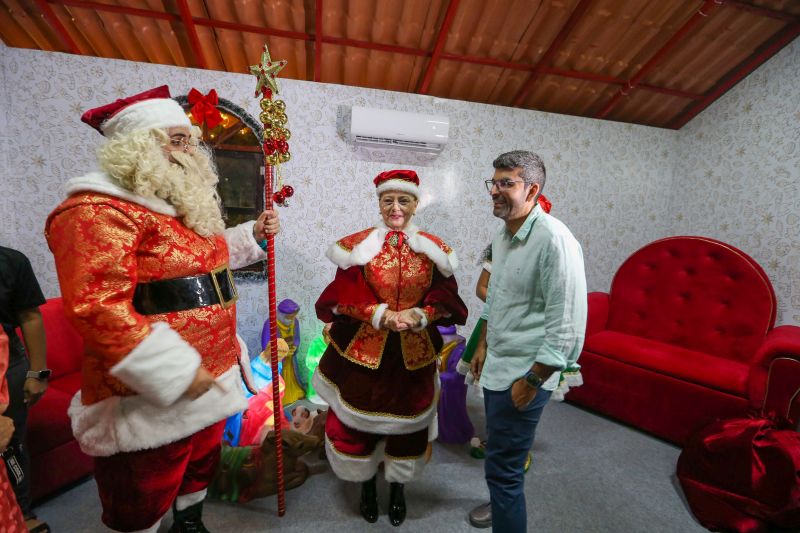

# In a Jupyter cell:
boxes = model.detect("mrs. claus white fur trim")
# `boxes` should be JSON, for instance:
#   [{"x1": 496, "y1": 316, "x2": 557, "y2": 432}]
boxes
[
  {"x1": 375, "y1": 179, "x2": 419, "y2": 198},
  {"x1": 325, "y1": 222, "x2": 458, "y2": 277},
  {"x1": 324, "y1": 436, "x2": 384, "y2": 482},
  {"x1": 312, "y1": 367, "x2": 439, "y2": 435}
]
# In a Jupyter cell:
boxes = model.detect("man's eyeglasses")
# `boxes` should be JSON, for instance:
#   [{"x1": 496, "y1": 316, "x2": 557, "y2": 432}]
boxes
[
  {"x1": 168, "y1": 136, "x2": 199, "y2": 151},
  {"x1": 484, "y1": 179, "x2": 526, "y2": 192}
]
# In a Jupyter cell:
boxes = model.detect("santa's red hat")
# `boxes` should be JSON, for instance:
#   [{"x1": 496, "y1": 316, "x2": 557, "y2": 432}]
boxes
[
  {"x1": 81, "y1": 85, "x2": 190, "y2": 138},
  {"x1": 373, "y1": 169, "x2": 420, "y2": 198}
]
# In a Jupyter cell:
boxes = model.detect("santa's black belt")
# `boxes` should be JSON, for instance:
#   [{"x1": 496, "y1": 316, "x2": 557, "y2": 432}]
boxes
[{"x1": 133, "y1": 264, "x2": 239, "y2": 315}]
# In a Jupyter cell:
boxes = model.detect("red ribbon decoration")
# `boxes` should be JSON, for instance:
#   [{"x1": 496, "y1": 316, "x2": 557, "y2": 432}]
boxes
[{"x1": 187, "y1": 88, "x2": 222, "y2": 129}]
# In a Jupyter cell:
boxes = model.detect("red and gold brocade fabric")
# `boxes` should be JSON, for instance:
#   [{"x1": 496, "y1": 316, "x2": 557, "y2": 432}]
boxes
[
  {"x1": 45, "y1": 192, "x2": 241, "y2": 405},
  {"x1": 316, "y1": 231, "x2": 466, "y2": 370}
]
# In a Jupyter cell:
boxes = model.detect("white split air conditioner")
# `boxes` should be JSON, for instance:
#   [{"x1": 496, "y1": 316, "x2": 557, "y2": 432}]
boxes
[{"x1": 349, "y1": 106, "x2": 449, "y2": 154}]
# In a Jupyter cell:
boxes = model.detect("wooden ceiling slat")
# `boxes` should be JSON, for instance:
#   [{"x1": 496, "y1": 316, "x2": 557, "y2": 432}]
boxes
[
  {"x1": 0, "y1": 5, "x2": 39, "y2": 48},
  {"x1": 527, "y1": 74, "x2": 618, "y2": 117},
  {"x1": 726, "y1": 0, "x2": 800, "y2": 22},
  {"x1": 51, "y1": 0, "x2": 176, "y2": 20},
  {"x1": 595, "y1": 0, "x2": 722, "y2": 119},
  {"x1": 669, "y1": 20, "x2": 800, "y2": 129},
  {"x1": 63, "y1": 6, "x2": 123, "y2": 58},
  {"x1": 33, "y1": 0, "x2": 80, "y2": 53},
  {"x1": 94, "y1": 9, "x2": 148, "y2": 62},
  {"x1": 193, "y1": 16, "x2": 311, "y2": 41},
  {"x1": 417, "y1": 0, "x2": 460, "y2": 94},
  {"x1": 512, "y1": 0, "x2": 594, "y2": 107},
  {"x1": 608, "y1": 87, "x2": 695, "y2": 128},
  {"x1": 314, "y1": 0, "x2": 322, "y2": 81},
  {"x1": 176, "y1": 0, "x2": 206, "y2": 69},
  {"x1": 0, "y1": 0, "x2": 794, "y2": 128},
  {"x1": 6, "y1": 0, "x2": 60, "y2": 50},
  {"x1": 644, "y1": 9, "x2": 786, "y2": 94}
]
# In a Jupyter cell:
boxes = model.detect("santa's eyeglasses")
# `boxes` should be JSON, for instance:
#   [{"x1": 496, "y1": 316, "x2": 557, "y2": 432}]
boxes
[{"x1": 167, "y1": 136, "x2": 199, "y2": 151}]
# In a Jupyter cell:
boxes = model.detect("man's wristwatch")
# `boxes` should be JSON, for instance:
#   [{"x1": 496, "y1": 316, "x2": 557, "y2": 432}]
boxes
[
  {"x1": 523, "y1": 371, "x2": 543, "y2": 389},
  {"x1": 26, "y1": 369, "x2": 52, "y2": 381}
]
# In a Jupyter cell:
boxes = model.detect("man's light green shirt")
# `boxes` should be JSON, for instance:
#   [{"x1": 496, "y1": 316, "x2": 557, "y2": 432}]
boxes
[{"x1": 480, "y1": 205, "x2": 587, "y2": 392}]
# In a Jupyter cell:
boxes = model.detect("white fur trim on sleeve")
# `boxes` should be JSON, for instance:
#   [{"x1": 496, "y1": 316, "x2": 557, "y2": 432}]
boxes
[
  {"x1": 411, "y1": 307, "x2": 428, "y2": 332},
  {"x1": 69, "y1": 366, "x2": 248, "y2": 456},
  {"x1": 371, "y1": 303, "x2": 389, "y2": 330},
  {"x1": 223, "y1": 220, "x2": 266, "y2": 270},
  {"x1": 109, "y1": 322, "x2": 201, "y2": 407}
]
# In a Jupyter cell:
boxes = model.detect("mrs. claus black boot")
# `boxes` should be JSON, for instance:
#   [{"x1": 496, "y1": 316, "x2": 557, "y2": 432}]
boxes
[
  {"x1": 388, "y1": 482, "x2": 406, "y2": 526},
  {"x1": 360, "y1": 475, "x2": 379, "y2": 523},
  {"x1": 168, "y1": 501, "x2": 210, "y2": 533}
]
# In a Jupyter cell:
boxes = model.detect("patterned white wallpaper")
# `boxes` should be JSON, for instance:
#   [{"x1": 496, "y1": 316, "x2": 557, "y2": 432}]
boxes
[
  {"x1": 0, "y1": 42, "x2": 795, "y2": 357},
  {"x1": 670, "y1": 40, "x2": 800, "y2": 325}
]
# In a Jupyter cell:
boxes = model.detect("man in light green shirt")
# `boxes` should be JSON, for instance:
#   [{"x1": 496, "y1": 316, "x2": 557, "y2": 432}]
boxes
[{"x1": 468, "y1": 151, "x2": 587, "y2": 532}]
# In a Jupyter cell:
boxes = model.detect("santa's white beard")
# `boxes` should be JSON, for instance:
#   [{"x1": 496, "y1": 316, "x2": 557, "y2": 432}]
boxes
[
  {"x1": 101, "y1": 141, "x2": 225, "y2": 237},
  {"x1": 168, "y1": 150, "x2": 226, "y2": 237}
]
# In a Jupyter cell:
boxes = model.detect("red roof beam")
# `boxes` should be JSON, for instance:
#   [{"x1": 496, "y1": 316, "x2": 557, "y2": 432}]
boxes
[
  {"x1": 35, "y1": 0, "x2": 81, "y2": 53},
  {"x1": 176, "y1": 0, "x2": 207, "y2": 69},
  {"x1": 49, "y1": 0, "x2": 178, "y2": 21},
  {"x1": 668, "y1": 21, "x2": 800, "y2": 129},
  {"x1": 322, "y1": 35, "x2": 429, "y2": 56},
  {"x1": 314, "y1": 0, "x2": 323, "y2": 82},
  {"x1": 194, "y1": 18, "x2": 311, "y2": 41},
  {"x1": 512, "y1": 0, "x2": 594, "y2": 107},
  {"x1": 595, "y1": 0, "x2": 722, "y2": 119},
  {"x1": 430, "y1": 55, "x2": 703, "y2": 99},
  {"x1": 418, "y1": 0, "x2": 462, "y2": 94}
]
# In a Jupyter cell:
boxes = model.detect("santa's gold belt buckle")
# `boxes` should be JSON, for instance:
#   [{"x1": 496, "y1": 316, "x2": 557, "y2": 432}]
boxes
[{"x1": 210, "y1": 264, "x2": 239, "y2": 309}]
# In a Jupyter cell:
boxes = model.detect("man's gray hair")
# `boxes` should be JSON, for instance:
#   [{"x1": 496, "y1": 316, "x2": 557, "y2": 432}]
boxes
[{"x1": 492, "y1": 150, "x2": 546, "y2": 191}]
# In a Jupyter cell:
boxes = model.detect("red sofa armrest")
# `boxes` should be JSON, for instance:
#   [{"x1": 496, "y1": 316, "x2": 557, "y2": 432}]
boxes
[
  {"x1": 586, "y1": 292, "x2": 610, "y2": 338},
  {"x1": 747, "y1": 325, "x2": 800, "y2": 411}
]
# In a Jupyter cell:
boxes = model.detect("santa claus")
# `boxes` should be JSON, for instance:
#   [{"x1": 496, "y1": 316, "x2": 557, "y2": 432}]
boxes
[{"x1": 45, "y1": 86, "x2": 278, "y2": 533}]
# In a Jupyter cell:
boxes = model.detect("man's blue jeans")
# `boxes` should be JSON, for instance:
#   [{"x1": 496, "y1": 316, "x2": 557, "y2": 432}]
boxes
[{"x1": 484, "y1": 386, "x2": 551, "y2": 533}]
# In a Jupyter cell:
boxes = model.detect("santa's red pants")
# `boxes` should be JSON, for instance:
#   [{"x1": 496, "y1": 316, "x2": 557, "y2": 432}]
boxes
[
  {"x1": 94, "y1": 420, "x2": 225, "y2": 532},
  {"x1": 325, "y1": 409, "x2": 429, "y2": 483}
]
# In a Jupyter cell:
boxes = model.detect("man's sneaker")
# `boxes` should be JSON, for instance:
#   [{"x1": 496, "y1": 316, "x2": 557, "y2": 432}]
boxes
[{"x1": 468, "y1": 502, "x2": 492, "y2": 528}]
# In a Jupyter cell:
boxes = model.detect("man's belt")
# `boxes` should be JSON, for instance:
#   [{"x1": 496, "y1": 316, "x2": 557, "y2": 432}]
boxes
[{"x1": 133, "y1": 264, "x2": 239, "y2": 315}]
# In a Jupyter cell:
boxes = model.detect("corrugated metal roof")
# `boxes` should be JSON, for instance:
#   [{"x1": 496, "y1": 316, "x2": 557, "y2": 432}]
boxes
[{"x1": 2, "y1": 0, "x2": 798, "y2": 128}]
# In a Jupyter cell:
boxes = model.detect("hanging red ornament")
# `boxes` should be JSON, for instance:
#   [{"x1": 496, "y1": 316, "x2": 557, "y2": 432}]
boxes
[
  {"x1": 263, "y1": 139, "x2": 277, "y2": 154},
  {"x1": 273, "y1": 191, "x2": 286, "y2": 205},
  {"x1": 277, "y1": 140, "x2": 289, "y2": 154},
  {"x1": 281, "y1": 185, "x2": 294, "y2": 198}
]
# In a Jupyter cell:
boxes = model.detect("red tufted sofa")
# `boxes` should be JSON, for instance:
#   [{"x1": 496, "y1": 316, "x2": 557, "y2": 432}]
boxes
[
  {"x1": 26, "y1": 298, "x2": 93, "y2": 501},
  {"x1": 567, "y1": 236, "x2": 800, "y2": 445}
]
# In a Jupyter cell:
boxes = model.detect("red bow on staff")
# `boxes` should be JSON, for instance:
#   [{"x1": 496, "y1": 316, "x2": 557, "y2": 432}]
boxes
[{"x1": 188, "y1": 88, "x2": 222, "y2": 129}]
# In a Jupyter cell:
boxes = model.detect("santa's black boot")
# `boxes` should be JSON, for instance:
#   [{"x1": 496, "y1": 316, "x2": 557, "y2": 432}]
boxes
[
  {"x1": 168, "y1": 501, "x2": 210, "y2": 533},
  {"x1": 388, "y1": 482, "x2": 406, "y2": 526},
  {"x1": 360, "y1": 475, "x2": 379, "y2": 523}
]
